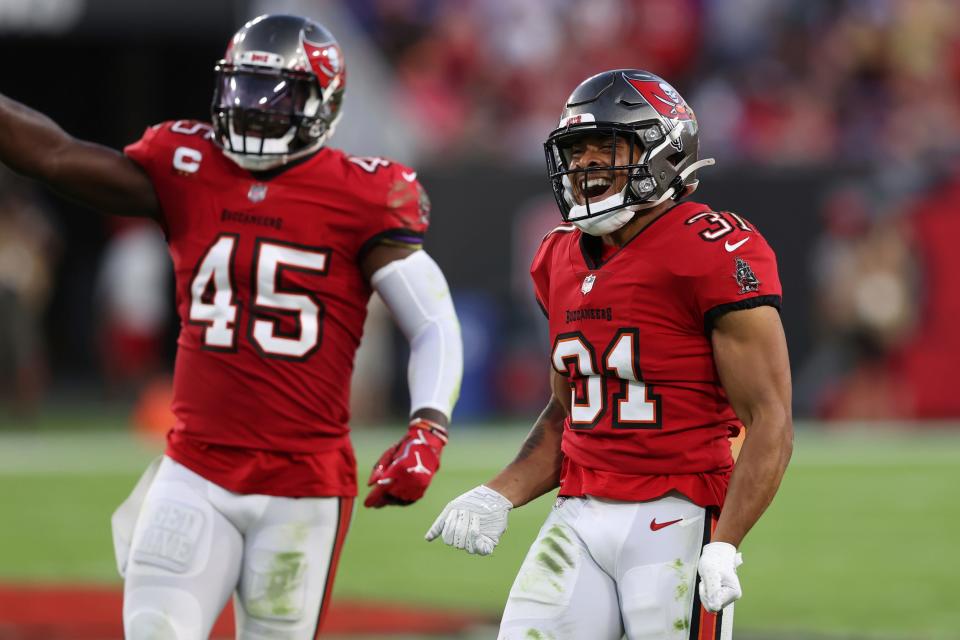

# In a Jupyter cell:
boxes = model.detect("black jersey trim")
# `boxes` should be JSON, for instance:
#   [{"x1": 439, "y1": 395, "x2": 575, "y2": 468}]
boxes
[
  {"x1": 536, "y1": 297, "x2": 549, "y2": 319},
  {"x1": 357, "y1": 227, "x2": 426, "y2": 264},
  {"x1": 688, "y1": 507, "x2": 715, "y2": 640},
  {"x1": 703, "y1": 294, "x2": 782, "y2": 334},
  {"x1": 309, "y1": 497, "x2": 342, "y2": 639}
]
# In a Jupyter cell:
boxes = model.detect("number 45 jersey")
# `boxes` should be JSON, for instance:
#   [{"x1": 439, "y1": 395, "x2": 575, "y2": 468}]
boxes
[
  {"x1": 125, "y1": 120, "x2": 431, "y2": 498},
  {"x1": 531, "y1": 201, "x2": 782, "y2": 509}
]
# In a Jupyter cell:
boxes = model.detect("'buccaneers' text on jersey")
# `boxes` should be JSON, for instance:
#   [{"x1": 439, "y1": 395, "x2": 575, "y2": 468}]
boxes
[
  {"x1": 531, "y1": 200, "x2": 782, "y2": 508},
  {"x1": 125, "y1": 120, "x2": 430, "y2": 497}
]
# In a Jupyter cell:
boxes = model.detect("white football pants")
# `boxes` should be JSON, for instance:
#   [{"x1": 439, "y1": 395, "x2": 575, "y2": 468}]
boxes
[
  {"x1": 122, "y1": 457, "x2": 353, "y2": 640},
  {"x1": 498, "y1": 493, "x2": 730, "y2": 640}
]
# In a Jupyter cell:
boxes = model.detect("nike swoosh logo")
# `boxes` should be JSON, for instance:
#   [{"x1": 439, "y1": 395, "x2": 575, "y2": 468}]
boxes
[
  {"x1": 724, "y1": 237, "x2": 749, "y2": 252},
  {"x1": 677, "y1": 515, "x2": 703, "y2": 528},
  {"x1": 401, "y1": 170, "x2": 418, "y2": 182},
  {"x1": 650, "y1": 517, "x2": 683, "y2": 532}
]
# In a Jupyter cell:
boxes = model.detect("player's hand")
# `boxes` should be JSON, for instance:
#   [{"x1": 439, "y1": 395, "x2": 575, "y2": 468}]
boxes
[
  {"x1": 697, "y1": 542, "x2": 743, "y2": 612},
  {"x1": 424, "y1": 485, "x2": 513, "y2": 555},
  {"x1": 364, "y1": 418, "x2": 448, "y2": 508}
]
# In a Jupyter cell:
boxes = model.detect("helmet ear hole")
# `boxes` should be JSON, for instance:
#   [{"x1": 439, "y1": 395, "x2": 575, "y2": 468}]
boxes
[{"x1": 667, "y1": 151, "x2": 687, "y2": 168}]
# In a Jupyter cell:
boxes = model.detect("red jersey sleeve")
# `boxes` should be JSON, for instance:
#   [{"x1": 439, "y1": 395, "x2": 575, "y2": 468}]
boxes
[
  {"x1": 124, "y1": 123, "x2": 164, "y2": 177},
  {"x1": 688, "y1": 215, "x2": 782, "y2": 331},
  {"x1": 354, "y1": 160, "x2": 432, "y2": 262},
  {"x1": 530, "y1": 225, "x2": 574, "y2": 318},
  {"x1": 123, "y1": 123, "x2": 176, "y2": 233}
]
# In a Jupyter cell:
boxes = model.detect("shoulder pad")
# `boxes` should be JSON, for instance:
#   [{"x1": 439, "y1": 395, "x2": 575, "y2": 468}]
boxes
[
  {"x1": 543, "y1": 223, "x2": 577, "y2": 240},
  {"x1": 342, "y1": 154, "x2": 408, "y2": 180},
  {"x1": 156, "y1": 120, "x2": 217, "y2": 144}
]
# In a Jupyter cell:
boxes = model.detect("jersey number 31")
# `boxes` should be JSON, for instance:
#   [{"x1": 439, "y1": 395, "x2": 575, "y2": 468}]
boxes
[{"x1": 553, "y1": 329, "x2": 662, "y2": 430}]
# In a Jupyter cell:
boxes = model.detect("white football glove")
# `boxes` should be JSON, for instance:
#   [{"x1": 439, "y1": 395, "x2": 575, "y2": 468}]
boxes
[
  {"x1": 424, "y1": 485, "x2": 513, "y2": 555},
  {"x1": 697, "y1": 542, "x2": 744, "y2": 612}
]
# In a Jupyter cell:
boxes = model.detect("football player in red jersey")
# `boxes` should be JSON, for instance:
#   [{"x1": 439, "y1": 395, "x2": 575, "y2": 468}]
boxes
[
  {"x1": 427, "y1": 70, "x2": 793, "y2": 639},
  {"x1": 0, "y1": 15, "x2": 463, "y2": 640}
]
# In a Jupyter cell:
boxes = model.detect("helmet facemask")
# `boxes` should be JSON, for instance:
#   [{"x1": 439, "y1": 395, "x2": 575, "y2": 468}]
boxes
[
  {"x1": 212, "y1": 64, "x2": 343, "y2": 171},
  {"x1": 545, "y1": 122, "x2": 678, "y2": 235}
]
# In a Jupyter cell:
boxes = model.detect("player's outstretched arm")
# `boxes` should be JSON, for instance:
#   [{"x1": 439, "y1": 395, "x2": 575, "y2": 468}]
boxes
[
  {"x1": 698, "y1": 304, "x2": 793, "y2": 612},
  {"x1": 484, "y1": 371, "x2": 568, "y2": 508},
  {"x1": 361, "y1": 244, "x2": 463, "y2": 508},
  {"x1": 0, "y1": 93, "x2": 158, "y2": 218},
  {"x1": 424, "y1": 370, "x2": 567, "y2": 555}
]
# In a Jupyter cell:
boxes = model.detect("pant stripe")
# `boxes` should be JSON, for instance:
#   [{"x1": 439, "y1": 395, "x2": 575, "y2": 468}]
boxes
[
  {"x1": 310, "y1": 497, "x2": 354, "y2": 638},
  {"x1": 689, "y1": 508, "x2": 722, "y2": 640}
]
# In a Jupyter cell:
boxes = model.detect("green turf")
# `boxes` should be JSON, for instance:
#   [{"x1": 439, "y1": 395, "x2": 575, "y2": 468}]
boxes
[{"x1": 0, "y1": 423, "x2": 957, "y2": 638}]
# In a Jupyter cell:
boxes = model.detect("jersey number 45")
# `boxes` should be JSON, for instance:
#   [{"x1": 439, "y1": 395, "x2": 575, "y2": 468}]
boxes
[{"x1": 189, "y1": 233, "x2": 330, "y2": 360}]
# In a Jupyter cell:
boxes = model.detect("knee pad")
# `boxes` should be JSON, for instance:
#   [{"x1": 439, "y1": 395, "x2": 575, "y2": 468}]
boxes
[
  {"x1": 127, "y1": 610, "x2": 180, "y2": 640},
  {"x1": 498, "y1": 628, "x2": 559, "y2": 640},
  {"x1": 125, "y1": 586, "x2": 203, "y2": 640}
]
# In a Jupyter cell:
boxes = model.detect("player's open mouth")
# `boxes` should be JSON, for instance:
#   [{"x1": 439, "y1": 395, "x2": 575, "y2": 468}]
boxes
[{"x1": 582, "y1": 176, "x2": 614, "y2": 200}]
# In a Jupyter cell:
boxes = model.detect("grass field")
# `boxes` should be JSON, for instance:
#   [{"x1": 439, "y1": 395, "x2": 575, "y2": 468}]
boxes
[{"x1": 0, "y1": 417, "x2": 958, "y2": 639}]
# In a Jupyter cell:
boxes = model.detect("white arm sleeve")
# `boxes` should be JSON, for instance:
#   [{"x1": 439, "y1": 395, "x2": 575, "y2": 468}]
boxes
[{"x1": 371, "y1": 250, "x2": 463, "y2": 420}]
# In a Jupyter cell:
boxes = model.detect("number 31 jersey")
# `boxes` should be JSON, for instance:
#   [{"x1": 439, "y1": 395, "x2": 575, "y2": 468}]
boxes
[
  {"x1": 125, "y1": 120, "x2": 430, "y2": 498},
  {"x1": 531, "y1": 201, "x2": 782, "y2": 508}
]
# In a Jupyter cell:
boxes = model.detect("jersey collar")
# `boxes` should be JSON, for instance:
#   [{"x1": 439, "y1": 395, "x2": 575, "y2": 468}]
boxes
[{"x1": 577, "y1": 201, "x2": 685, "y2": 270}]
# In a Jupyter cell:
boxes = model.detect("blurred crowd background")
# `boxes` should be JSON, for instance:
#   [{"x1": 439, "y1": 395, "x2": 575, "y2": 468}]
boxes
[{"x1": 2, "y1": 0, "x2": 960, "y2": 427}]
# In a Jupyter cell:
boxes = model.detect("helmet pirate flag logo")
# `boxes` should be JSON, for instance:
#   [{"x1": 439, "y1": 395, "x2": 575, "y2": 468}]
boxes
[
  {"x1": 623, "y1": 75, "x2": 695, "y2": 121},
  {"x1": 302, "y1": 40, "x2": 343, "y2": 89}
]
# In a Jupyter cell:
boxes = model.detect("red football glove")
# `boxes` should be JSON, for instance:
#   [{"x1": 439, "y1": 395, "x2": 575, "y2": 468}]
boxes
[{"x1": 364, "y1": 419, "x2": 448, "y2": 508}]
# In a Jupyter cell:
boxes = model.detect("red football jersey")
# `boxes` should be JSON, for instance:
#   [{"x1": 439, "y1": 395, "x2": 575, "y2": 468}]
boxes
[
  {"x1": 124, "y1": 120, "x2": 430, "y2": 498},
  {"x1": 531, "y1": 201, "x2": 782, "y2": 508}
]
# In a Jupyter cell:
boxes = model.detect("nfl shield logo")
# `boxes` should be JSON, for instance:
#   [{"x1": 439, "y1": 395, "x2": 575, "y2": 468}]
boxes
[
  {"x1": 248, "y1": 183, "x2": 268, "y2": 203},
  {"x1": 581, "y1": 274, "x2": 596, "y2": 295}
]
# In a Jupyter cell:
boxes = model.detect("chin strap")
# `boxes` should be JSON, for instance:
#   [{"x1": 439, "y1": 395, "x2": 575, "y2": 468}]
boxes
[
  {"x1": 223, "y1": 138, "x2": 325, "y2": 171},
  {"x1": 564, "y1": 156, "x2": 718, "y2": 234}
]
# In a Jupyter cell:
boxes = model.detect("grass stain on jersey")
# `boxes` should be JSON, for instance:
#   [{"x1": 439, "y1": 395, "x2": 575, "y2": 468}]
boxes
[
  {"x1": 536, "y1": 551, "x2": 563, "y2": 576},
  {"x1": 247, "y1": 551, "x2": 307, "y2": 619},
  {"x1": 525, "y1": 630, "x2": 556, "y2": 640},
  {"x1": 516, "y1": 525, "x2": 577, "y2": 599},
  {"x1": 674, "y1": 618, "x2": 690, "y2": 632},
  {"x1": 534, "y1": 526, "x2": 576, "y2": 578},
  {"x1": 542, "y1": 537, "x2": 574, "y2": 567},
  {"x1": 670, "y1": 558, "x2": 695, "y2": 603},
  {"x1": 547, "y1": 525, "x2": 571, "y2": 544},
  {"x1": 285, "y1": 522, "x2": 309, "y2": 546}
]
